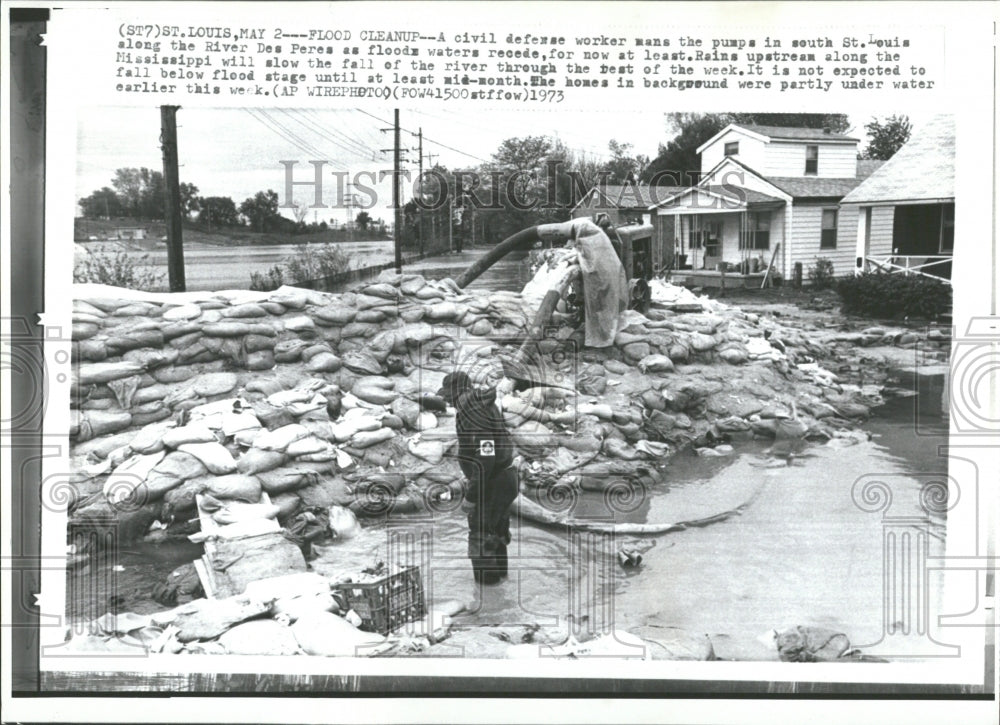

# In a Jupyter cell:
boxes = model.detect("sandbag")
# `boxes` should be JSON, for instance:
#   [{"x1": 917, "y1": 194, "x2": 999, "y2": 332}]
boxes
[
  {"x1": 76, "y1": 361, "x2": 146, "y2": 386},
  {"x1": 219, "y1": 619, "x2": 300, "y2": 655},
  {"x1": 162, "y1": 424, "x2": 218, "y2": 449},
  {"x1": 638, "y1": 354, "x2": 674, "y2": 373},
  {"x1": 129, "y1": 421, "x2": 176, "y2": 455},
  {"x1": 291, "y1": 611, "x2": 385, "y2": 656},
  {"x1": 177, "y1": 442, "x2": 238, "y2": 474},
  {"x1": 173, "y1": 596, "x2": 273, "y2": 642},
  {"x1": 151, "y1": 450, "x2": 209, "y2": 482},
  {"x1": 212, "y1": 501, "x2": 280, "y2": 525},
  {"x1": 341, "y1": 350, "x2": 382, "y2": 375},
  {"x1": 350, "y1": 428, "x2": 395, "y2": 449},
  {"x1": 257, "y1": 467, "x2": 318, "y2": 495},
  {"x1": 296, "y1": 478, "x2": 354, "y2": 508},
  {"x1": 201, "y1": 473, "x2": 262, "y2": 503},
  {"x1": 237, "y1": 448, "x2": 288, "y2": 475},
  {"x1": 254, "y1": 423, "x2": 310, "y2": 453}
]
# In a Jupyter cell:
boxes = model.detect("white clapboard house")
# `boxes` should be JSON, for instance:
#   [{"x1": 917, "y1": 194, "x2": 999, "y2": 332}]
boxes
[
  {"x1": 840, "y1": 115, "x2": 954, "y2": 283},
  {"x1": 653, "y1": 123, "x2": 884, "y2": 287}
]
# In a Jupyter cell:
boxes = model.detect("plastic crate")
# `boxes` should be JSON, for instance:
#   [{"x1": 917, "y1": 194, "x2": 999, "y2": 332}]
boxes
[{"x1": 333, "y1": 566, "x2": 426, "y2": 635}]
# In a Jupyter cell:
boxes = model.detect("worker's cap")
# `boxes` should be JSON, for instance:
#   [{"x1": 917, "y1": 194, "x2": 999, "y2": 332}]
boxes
[{"x1": 436, "y1": 370, "x2": 472, "y2": 405}]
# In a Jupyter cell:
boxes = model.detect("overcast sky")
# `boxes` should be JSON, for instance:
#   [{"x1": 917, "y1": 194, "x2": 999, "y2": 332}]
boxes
[{"x1": 75, "y1": 107, "x2": 917, "y2": 221}]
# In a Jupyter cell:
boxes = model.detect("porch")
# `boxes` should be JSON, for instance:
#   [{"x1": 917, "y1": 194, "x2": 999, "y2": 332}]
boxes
[
  {"x1": 656, "y1": 186, "x2": 785, "y2": 275},
  {"x1": 859, "y1": 254, "x2": 953, "y2": 283},
  {"x1": 668, "y1": 268, "x2": 769, "y2": 289}
]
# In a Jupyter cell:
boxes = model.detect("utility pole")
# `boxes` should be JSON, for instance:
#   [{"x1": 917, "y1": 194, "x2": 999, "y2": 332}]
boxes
[
  {"x1": 417, "y1": 128, "x2": 424, "y2": 256},
  {"x1": 393, "y1": 109, "x2": 402, "y2": 273},
  {"x1": 159, "y1": 105, "x2": 185, "y2": 292}
]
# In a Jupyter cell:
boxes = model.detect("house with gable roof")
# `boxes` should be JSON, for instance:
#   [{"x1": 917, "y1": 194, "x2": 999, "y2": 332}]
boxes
[
  {"x1": 571, "y1": 122, "x2": 885, "y2": 286},
  {"x1": 652, "y1": 123, "x2": 883, "y2": 285},
  {"x1": 841, "y1": 115, "x2": 954, "y2": 282}
]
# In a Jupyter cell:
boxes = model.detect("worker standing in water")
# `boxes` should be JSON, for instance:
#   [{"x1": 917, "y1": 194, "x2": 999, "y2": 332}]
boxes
[{"x1": 438, "y1": 370, "x2": 518, "y2": 586}]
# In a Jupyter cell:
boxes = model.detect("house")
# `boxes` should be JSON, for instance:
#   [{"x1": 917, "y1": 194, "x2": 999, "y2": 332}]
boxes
[
  {"x1": 648, "y1": 123, "x2": 883, "y2": 286},
  {"x1": 570, "y1": 183, "x2": 684, "y2": 274},
  {"x1": 114, "y1": 227, "x2": 147, "y2": 240},
  {"x1": 841, "y1": 115, "x2": 954, "y2": 282}
]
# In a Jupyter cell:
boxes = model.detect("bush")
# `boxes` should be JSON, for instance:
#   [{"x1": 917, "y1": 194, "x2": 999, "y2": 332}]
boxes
[
  {"x1": 249, "y1": 265, "x2": 285, "y2": 292},
  {"x1": 73, "y1": 245, "x2": 165, "y2": 290},
  {"x1": 808, "y1": 258, "x2": 836, "y2": 289},
  {"x1": 283, "y1": 243, "x2": 352, "y2": 283},
  {"x1": 836, "y1": 272, "x2": 951, "y2": 319}
]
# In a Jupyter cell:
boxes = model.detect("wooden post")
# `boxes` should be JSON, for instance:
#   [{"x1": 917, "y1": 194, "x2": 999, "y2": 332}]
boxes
[
  {"x1": 393, "y1": 109, "x2": 402, "y2": 274},
  {"x1": 761, "y1": 242, "x2": 780, "y2": 289},
  {"x1": 160, "y1": 105, "x2": 185, "y2": 291},
  {"x1": 793, "y1": 262, "x2": 803, "y2": 289}
]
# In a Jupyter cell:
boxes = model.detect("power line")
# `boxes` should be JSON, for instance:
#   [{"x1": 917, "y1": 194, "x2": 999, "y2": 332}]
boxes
[
  {"x1": 293, "y1": 109, "x2": 382, "y2": 160},
  {"x1": 355, "y1": 108, "x2": 489, "y2": 163}
]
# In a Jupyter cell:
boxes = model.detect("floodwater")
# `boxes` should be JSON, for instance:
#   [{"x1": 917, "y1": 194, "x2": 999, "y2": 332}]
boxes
[
  {"x1": 79, "y1": 240, "x2": 396, "y2": 292},
  {"x1": 67, "y1": 375, "x2": 950, "y2": 661}
]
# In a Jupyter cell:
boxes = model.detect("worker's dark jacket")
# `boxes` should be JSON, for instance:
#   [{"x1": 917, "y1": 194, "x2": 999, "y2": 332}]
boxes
[{"x1": 453, "y1": 386, "x2": 516, "y2": 534}]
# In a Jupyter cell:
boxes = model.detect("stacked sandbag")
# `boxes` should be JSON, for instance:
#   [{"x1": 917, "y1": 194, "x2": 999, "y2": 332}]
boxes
[{"x1": 69, "y1": 272, "x2": 885, "y2": 545}]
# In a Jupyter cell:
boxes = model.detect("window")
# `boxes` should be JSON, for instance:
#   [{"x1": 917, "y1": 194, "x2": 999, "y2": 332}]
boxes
[
  {"x1": 724, "y1": 141, "x2": 739, "y2": 157},
  {"x1": 940, "y1": 203, "x2": 954, "y2": 253},
  {"x1": 805, "y1": 145, "x2": 818, "y2": 175},
  {"x1": 740, "y1": 212, "x2": 770, "y2": 250},
  {"x1": 820, "y1": 208, "x2": 838, "y2": 249}
]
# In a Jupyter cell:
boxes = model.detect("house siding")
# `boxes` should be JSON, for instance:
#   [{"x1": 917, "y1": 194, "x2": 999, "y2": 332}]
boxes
[
  {"x1": 700, "y1": 130, "x2": 767, "y2": 176},
  {"x1": 787, "y1": 202, "x2": 864, "y2": 279},
  {"x1": 868, "y1": 205, "x2": 895, "y2": 256},
  {"x1": 763, "y1": 141, "x2": 858, "y2": 178}
]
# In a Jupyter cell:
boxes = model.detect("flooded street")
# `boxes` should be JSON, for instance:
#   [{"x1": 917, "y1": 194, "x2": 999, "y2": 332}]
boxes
[{"x1": 70, "y1": 378, "x2": 949, "y2": 660}]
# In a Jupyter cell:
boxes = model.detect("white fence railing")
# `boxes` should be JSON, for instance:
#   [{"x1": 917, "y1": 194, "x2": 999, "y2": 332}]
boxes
[{"x1": 862, "y1": 255, "x2": 952, "y2": 284}]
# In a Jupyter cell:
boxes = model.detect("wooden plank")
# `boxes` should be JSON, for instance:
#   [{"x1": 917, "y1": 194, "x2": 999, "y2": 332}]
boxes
[{"x1": 761, "y1": 243, "x2": 781, "y2": 289}]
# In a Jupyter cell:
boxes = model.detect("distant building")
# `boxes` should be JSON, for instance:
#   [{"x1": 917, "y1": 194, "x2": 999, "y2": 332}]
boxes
[{"x1": 114, "y1": 227, "x2": 147, "y2": 240}]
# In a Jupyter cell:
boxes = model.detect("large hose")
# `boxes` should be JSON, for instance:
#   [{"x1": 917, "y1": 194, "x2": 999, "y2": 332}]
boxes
[{"x1": 455, "y1": 222, "x2": 580, "y2": 289}]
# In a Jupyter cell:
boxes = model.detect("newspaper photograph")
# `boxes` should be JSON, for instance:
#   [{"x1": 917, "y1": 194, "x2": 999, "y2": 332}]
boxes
[{"x1": 2, "y1": 1, "x2": 998, "y2": 722}]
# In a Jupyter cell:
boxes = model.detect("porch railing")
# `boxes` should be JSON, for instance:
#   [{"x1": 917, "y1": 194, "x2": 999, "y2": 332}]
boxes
[{"x1": 861, "y1": 255, "x2": 952, "y2": 284}]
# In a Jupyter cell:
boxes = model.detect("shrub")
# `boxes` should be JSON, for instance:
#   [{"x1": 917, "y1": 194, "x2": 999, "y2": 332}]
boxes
[
  {"x1": 283, "y1": 243, "x2": 352, "y2": 283},
  {"x1": 249, "y1": 265, "x2": 285, "y2": 292},
  {"x1": 808, "y1": 258, "x2": 836, "y2": 289},
  {"x1": 836, "y1": 272, "x2": 951, "y2": 319},
  {"x1": 73, "y1": 245, "x2": 165, "y2": 290}
]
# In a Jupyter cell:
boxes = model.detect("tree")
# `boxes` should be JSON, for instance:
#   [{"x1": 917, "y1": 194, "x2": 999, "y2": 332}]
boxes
[
  {"x1": 862, "y1": 115, "x2": 912, "y2": 160},
  {"x1": 79, "y1": 187, "x2": 123, "y2": 219},
  {"x1": 198, "y1": 196, "x2": 240, "y2": 229},
  {"x1": 604, "y1": 140, "x2": 650, "y2": 184},
  {"x1": 179, "y1": 182, "x2": 200, "y2": 218},
  {"x1": 239, "y1": 190, "x2": 281, "y2": 233},
  {"x1": 355, "y1": 210, "x2": 372, "y2": 231},
  {"x1": 728, "y1": 113, "x2": 851, "y2": 134},
  {"x1": 112, "y1": 168, "x2": 145, "y2": 219},
  {"x1": 641, "y1": 114, "x2": 728, "y2": 184},
  {"x1": 137, "y1": 168, "x2": 165, "y2": 220}
]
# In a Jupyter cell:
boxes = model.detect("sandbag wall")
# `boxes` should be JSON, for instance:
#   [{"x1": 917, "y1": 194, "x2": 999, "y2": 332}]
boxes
[{"x1": 67, "y1": 271, "x2": 883, "y2": 543}]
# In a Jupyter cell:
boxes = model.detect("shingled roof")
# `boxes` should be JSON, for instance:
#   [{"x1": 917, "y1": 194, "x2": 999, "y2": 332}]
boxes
[
  {"x1": 586, "y1": 184, "x2": 688, "y2": 209},
  {"x1": 841, "y1": 115, "x2": 955, "y2": 205},
  {"x1": 735, "y1": 123, "x2": 860, "y2": 143},
  {"x1": 768, "y1": 159, "x2": 885, "y2": 200}
]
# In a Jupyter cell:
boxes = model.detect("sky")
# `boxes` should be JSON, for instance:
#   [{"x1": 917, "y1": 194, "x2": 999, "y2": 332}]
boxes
[{"x1": 75, "y1": 106, "x2": 917, "y2": 221}]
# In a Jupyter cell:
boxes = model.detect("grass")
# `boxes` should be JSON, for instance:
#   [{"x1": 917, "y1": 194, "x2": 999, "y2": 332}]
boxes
[{"x1": 75, "y1": 217, "x2": 389, "y2": 246}]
